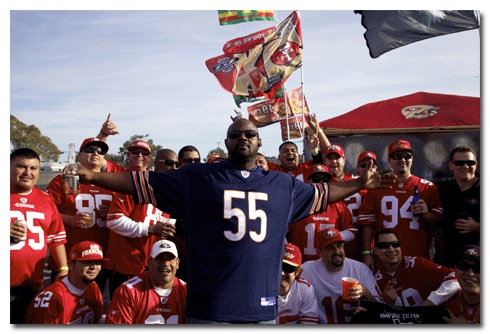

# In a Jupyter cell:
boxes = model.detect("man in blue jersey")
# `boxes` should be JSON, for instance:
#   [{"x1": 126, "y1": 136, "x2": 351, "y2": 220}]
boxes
[{"x1": 74, "y1": 118, "x2": 395, "y2": 324}]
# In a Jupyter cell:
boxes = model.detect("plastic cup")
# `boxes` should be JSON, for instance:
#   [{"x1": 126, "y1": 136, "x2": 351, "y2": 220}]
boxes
[
  {"x1": 342, "y1": 277, "x2": 359, "y2": 300},
  {"x1": 166, "y1": 218, "x2": 176, "y2": 226},
  {"x1": 81, "y1": 212, "x2": 95, "y2": 228}
]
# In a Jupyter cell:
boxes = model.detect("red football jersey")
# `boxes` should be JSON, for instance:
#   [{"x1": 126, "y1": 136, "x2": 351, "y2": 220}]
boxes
[
  {"x1": 443, "y1": 290, "x2": 480, "y2": 324},
  {"x1": 44, "y1": 175, "x2": 115, "y2": 270},
  {"x1": 105, "y1": 193, "x2": 169, "y2": 275},
  {"x1": 25, "y1": 277, "x2": 103, "y2": 324},
  {"x1": 287, "y1": 202, "x2": 355, "y2": 263},
  {"x1": 374, "y1": 256, "x2": 457, "y2": 306},
  {"x1": 358, "y1": 175, "x2": 443, "y2": 259},
  {"x1": 105, "y1": 272, "x2": 187, "y2": 324},
  {"x1": 10, "y1": 187, "x2": 67, "y2": 290},
  {"x1": 268, "y1": 160, "x2": 315, "y2": 182},
  {"x1": 330, "y1": 174, "x2": 366, "y2": 261}
]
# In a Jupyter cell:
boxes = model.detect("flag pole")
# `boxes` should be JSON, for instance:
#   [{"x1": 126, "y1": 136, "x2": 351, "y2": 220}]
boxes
[{"x1": 296, "y1": 10, "x2": 306, "y2": 162}]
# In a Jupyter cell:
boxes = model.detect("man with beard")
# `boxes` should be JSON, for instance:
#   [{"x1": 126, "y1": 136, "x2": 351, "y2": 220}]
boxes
[
  {"x1": 105, "y1": 240, "x2": 187, "y2": 324},
  {"x1": 301, "y1": 228, "x2": 380, "y2": 324},
  {"x1": 73, "y1": 118, "x2": 395, "y2": 324},
  {"x1": 24, "y1": 241, "x2": 108, "y2": 324}
]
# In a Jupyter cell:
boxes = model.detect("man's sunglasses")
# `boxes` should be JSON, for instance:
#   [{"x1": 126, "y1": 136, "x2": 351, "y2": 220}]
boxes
[
  {"x1": 456, "y1": 261, "x2": 480, "y2": 274},
  {"x1": 375, "y1": 241, "x2": 401, "y2": 249},
  {"x1": 182, "y1": 158, "x2": 201, "y2": 164},
  {"x1": 358, "y1": 162, "x2": 376, "y2": 168},
  {"x1": 282, "y1": 263, "x2": 296, "y2": 274},
  {"x1": 228, "y1": 130, "x2": 259, "y2": 139},
  {"x1": 130, "y1": 150, "x2": 150, "y2": 156},
  {"x1": 156, "y1": 159, "x2": 180, "y2": 167},
  {"x1": 308, "y1": 175, "x2": 331, "y2": 183},
  {"x1": 82, "y1": 146, "x2": 105, "y2": 155},
  {"x1": 452, "y1": 160, "x2": 477, "y2": 167},
  {"x1": 390, "y1": 152, "x2": 413, "y2": 161}
]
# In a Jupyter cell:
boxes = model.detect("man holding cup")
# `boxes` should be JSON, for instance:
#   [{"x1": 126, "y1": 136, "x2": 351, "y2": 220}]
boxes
[
  {"x1": 105, "y1": 140, "x2": 175, "y2": 297},
  {"x1": 301, "y1": 228, "x2": 380, "y2": 323}
]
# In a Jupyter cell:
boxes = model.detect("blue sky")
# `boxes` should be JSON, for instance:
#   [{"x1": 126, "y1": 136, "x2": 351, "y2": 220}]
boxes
[{"x1": 10, "y1": 9, "x2": 481, "y2": 162}]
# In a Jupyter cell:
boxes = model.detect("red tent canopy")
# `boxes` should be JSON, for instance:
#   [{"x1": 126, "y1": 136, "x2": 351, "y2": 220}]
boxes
[{"x1": 319, "y1": 92, "x2": 480, "y2": 135}]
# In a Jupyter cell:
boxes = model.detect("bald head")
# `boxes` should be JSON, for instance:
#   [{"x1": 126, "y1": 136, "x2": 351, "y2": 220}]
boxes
[
  {"x1": 225, "y1": 118, "x2": 261, "y2": 170},
  {"x1": 154, "y1": 148, "x2": 179, "y2": 172}
]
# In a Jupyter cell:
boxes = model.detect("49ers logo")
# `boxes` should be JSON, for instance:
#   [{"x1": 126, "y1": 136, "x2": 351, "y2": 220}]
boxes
[{"x1": 272, "y1": 41, "x2": 300, "y2": 65}]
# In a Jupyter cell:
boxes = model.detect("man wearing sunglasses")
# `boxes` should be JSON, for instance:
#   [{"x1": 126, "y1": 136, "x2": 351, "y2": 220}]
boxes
[
  {"x1": 358, "y1": 139, "x2": 443, "y2": 271},
  {"x1": 276, "y1": 243, "x2": 318, "y2": 324},
  {"x1": 373, "y1": 229, "x2": 459, "y2": 307},
  {"x1": 105, "y1": 140, "x2": 173, "y2": 297},
  {"x1": 73, "y1": 118, "x2": 396, "y2": 324},
  {"x1": 287, "y1": 164, "x2": 357, "y2": 263},
  {"x1": 442, "y1": 245, "x2": 480, "y2": 324},
  {"x1": 154, "y1": 148, "x2": 180, "y2": 172},
  {"x1": 301, "y1": 228, "x2": 380, "y2": 323},
  {"x1": 436, "y1": 146, "x2": 479, "y2": 269},
  {"x1": 178, "y1": 145, "x2": 201, "y2": 166},
  {"x1": 44, "y1": 137, "x2": 117, "y2": 294}
]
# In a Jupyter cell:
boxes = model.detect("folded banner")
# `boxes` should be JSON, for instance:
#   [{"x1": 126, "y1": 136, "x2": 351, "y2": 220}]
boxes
[
  {"x1": 280, "y1": 115, "x2": 309, "y2": 141},
  {"x1": 352, "y1": 300, "x2": 450, "y2": 324},
  {"x1": 218, "y1": 10, "x2": 275, "y2": 26},
  {"x1": 355, "y1": 10, "x2": 480, "y2": 58},
  {"x1": 206, "y1": 11, "x2": 302, "y2": 99},
  {"x1": 286, "y1": 87, "x2": 309, "y2": 116}
]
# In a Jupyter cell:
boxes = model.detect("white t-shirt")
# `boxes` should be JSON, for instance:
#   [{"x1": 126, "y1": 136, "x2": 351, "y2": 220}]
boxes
[{"x1": 276, "y1": 278, "x2": 318, "y2": 324}]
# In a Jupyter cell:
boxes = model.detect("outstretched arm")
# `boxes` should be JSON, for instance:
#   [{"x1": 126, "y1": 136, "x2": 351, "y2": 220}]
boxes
[{"x1": 75, "y1": 163, "x2": 135, "y2": 195}]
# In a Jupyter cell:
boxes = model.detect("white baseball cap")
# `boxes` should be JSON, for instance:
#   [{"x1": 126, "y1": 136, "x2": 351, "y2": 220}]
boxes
[{"x1": 150, "y1": 240, "x2": 178, "y2": 259}]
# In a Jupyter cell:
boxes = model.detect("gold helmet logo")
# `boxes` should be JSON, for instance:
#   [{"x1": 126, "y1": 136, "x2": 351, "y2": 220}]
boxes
[{"x1": 401, "y1": 105, "x2": 438, "y2": 119}]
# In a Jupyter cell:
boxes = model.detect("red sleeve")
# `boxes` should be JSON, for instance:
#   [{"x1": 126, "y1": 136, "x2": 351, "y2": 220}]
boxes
[
  {"x1": 46, "y1": 197, "x2": 67, "y2": 249},
  {"x1": 107, "y1": 193, "x2": 134, "y2": 221},
  {"x1": 44, "y1": 175, "x2": 66, "y2": 207},
  {"x1": 357, "y1": 190, "x2": 376, "y2": 226},
  {"x1": 105, "y1": 280, "x2": 137, "y2": 324}
]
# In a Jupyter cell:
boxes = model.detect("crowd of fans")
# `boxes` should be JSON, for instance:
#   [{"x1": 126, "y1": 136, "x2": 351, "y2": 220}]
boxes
[{"x1": 10, "y1": 114, "x2": 480, "y2": 324}]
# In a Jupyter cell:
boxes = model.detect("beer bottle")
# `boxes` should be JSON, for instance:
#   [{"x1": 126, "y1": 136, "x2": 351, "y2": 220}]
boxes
[{"x1": 63, "y1": 143, "x2": 79, "y2": 195}]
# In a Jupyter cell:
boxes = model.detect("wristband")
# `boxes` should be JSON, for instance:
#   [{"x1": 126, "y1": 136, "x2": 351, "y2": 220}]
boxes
[
  {"x1": 362, "y1": 251, "x2": 372, "y2": 255},
  {"x1": 59, "y1": 266, "x2": 69, "y2": 271},
  {"x1": 310, "y1": 147, "x2": 319, "y2": 154}
]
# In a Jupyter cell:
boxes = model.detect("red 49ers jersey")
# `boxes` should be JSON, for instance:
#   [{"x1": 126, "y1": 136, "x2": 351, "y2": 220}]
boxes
[
  {"x1": 44, "y1": 175, "x2": 115, "y2": 270},
  {"x1": 268, "y1": 160, "x2": 315, "y2": 182},
  {"x1": 358, "y1": 175, "x2": 443, "y2": 259},
  {"x1": 443, "y1": 290, "x2": 480, "y2": 324},
  {"x1": 105, "y1": 193, "x2": 170, "y2": 275},
  {"x1": 10, "y1": 187, "x2": 67, "y2": 290},
  {"x1": 25, "y1": 277, "x2": 103, "y2": 324},
  {"x1": 105, "y1": 272, "x2": 187, "y2": 324},
  {"x1": 287, "y1": 202, "x2": 355, "y2": 263},
  {"x1": 374, "y1": 256, "x2": 457, "y2": 306}
]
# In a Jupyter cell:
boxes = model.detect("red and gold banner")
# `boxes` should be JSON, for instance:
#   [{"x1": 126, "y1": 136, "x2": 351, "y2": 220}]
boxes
[{"x1": 280, "y1": 115, "x2": 310, "y2": 141}]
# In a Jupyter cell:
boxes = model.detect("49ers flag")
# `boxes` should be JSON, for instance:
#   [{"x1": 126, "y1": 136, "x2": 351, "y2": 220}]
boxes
[{"x1": 205, "y1": 11, "x2": 302, "y2": 99}]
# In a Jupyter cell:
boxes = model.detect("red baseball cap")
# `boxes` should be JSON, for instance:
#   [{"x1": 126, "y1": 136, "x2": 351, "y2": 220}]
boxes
[
  {"x1": 325, "y1": 145, "x2": 344, "y2": 158},
  {"x1": 305, "y1": 164, "x2": 332, "y2": 180},
  {"x1": 79, "y1": 138, "x2": 109, "y2": 154},
  {"x1": 206, "y1": 154, "x2": 225, "y2": 163},
  {"x1": 316, "y1": 228, "x2": 345, "y2": 249},
  {"x1": 388, "y1": 139, "x2": 413, "y2": 157},
  {"x1": 283, "y1": 243, "x2": 302, "y2": 267},
  {"x1": 69, "y1": 241, "x2": 109, "y2": 262},
  {"x1": 357, "y1": 151, "x2": 377, "y2": 165},
  {"x1": 128, "y1": 140, "x2": 151, "y2": 154}
]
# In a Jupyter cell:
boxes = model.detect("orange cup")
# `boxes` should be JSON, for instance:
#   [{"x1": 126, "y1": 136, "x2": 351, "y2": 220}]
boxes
[{"x1": 342, "y1": 277, "x2": 359, "y2": 300}]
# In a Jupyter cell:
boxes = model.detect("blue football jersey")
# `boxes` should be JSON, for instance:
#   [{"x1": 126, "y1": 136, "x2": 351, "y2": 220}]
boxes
[{"x1": 131, "y1": 159, "x2": 329, "y2": 322}]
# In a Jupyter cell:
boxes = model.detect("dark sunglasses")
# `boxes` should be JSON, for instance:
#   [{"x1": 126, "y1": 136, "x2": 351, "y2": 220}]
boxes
[
  {"x1": 228, "y1": 130, "x2": 259, "y2": 139},
  {"x1": 456, "y1": 261, "x2": 480, "y2": 274},
  {"x1": 282, "y1": 263, "x2": 296, "y2": 274},
  {"x1": 308, "y1": 175, "x2": 331, "y2": 183},
  {"x1": 452, "y1": 160, "x2": 477, "y2": 167},
  {"x1": 130, "y1": 150, "x2": 150, "y2": 156},
  {"x1": 375, "y1": 241, "x2": 401, "y2": 249},
  {"x1": 358, "y1": 163, "x2": 368, "y2": 168},
  {"x1": 390, "y1": 152, "x2": 412, "y2": 160},
  {"x1": 158, "y1": 159, "x2": 180, "y2": 167},
  {"x1": 182, "y1": 158, "x2": 201, "y2": 164},
  {"x1": 82, "y1": 146, "x2": 105, "y2": 154}
]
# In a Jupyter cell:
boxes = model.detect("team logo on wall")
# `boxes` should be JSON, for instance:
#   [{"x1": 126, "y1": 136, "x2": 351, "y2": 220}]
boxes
[{"x1": 401, "y1": 105, "x2": 438, "y2": 119}]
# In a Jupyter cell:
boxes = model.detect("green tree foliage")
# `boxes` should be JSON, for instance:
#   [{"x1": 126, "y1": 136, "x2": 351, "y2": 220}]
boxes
[
  {"x1": 105, "y1": 134, "x2": 162, "y2": 169},
  {"x1": 10, "y1": 115, "x2": 62, "y2": 162}
]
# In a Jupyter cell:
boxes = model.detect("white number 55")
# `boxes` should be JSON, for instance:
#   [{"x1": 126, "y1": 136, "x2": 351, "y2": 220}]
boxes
[{"x1": 223, "y1": 191, "x2": 268, "y2": 243}]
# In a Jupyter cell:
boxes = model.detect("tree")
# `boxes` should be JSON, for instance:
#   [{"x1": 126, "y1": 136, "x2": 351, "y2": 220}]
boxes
[
  {"x1": 105, "y1": 134, "x2": 162, "y2": 169},
  {"x1": 207, "y1": 147, "x2": 227, "y2": 161},
  {"x1": 10, "y1": 115, "x2": 62, "y2": 162}
]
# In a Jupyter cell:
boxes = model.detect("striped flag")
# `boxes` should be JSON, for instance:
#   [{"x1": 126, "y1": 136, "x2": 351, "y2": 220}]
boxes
[{"x1": 218, "y1": 10, "x2": 274, "y2": 26}]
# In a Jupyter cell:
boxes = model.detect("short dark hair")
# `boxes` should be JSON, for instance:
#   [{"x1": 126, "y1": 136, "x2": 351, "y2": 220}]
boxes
[
  {"x1": 178, "y1": 145, "x2": 200, "y2": 160},
  {"x1": 10, "y1": 148, "x2": 40, "y2": 162},
  {"x1": 374, "y1": 229, "x2": 399, "y2": 244},
  {"x1": 279, "y1": 141, "x2": 297, "y2": 152},
  {"x1": 449, "y1": 146, "x2": 477, "y2": 162}
]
